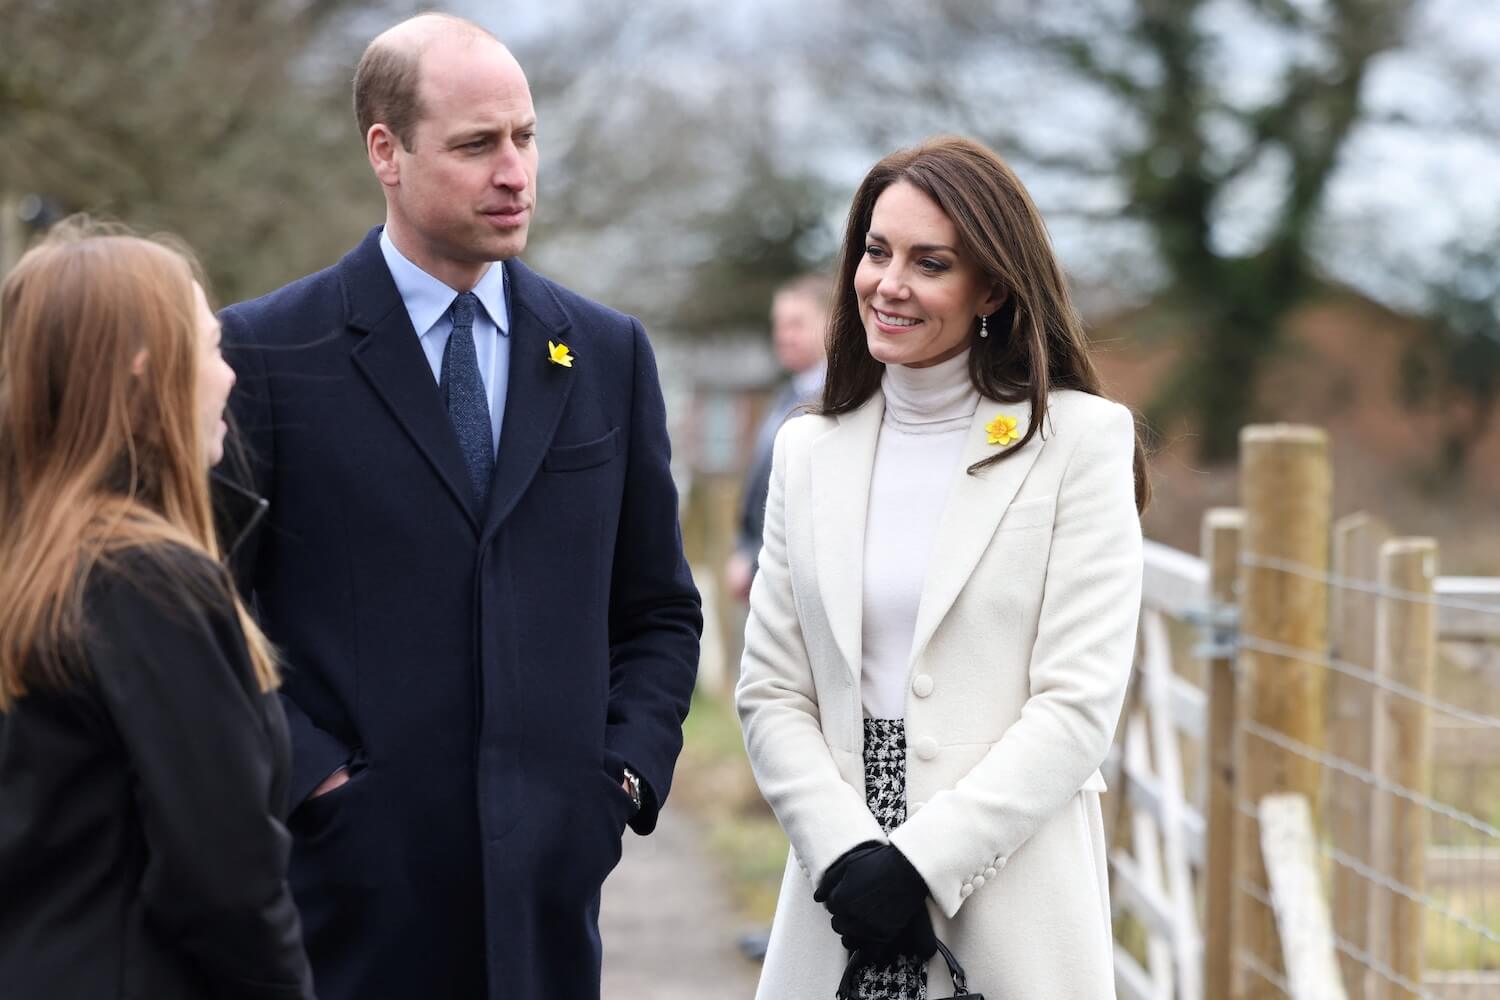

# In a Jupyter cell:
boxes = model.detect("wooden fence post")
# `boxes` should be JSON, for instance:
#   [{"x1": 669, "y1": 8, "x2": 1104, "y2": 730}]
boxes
[
  {"x1": 1368, "y1": 538, "x2": 1438, "y2": 1000},
  {"x1": 1232, "y1": 426, "x2": 1331, "y2": 1000},
  {"x1": 682, "y1": 473, "x2": 749, "y2": 698},
  {"x1": 1329, "y1": 513, "x2": 1391, "y2": 1000},
  {"x1": 1203, "y1": 507, "x2": 1244, "y2": 1000},
  {"x1": 1259, "y1": 794, "x2": 1350, "y2": 1000}
]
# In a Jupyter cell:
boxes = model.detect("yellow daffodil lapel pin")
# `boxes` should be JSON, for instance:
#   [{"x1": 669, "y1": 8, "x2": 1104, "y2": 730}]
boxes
[
  {"x1": 547, "y1": 340, "x2": 576, "y2": 368},
  {"x1": 986, "y1": 413, "x2": 1020, "y2": 447}
]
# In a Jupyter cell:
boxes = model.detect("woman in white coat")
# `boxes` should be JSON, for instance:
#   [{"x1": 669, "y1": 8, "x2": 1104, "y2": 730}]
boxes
[{"x1": 736, "y1": 136, "x2": 1148, "y2": 1000}]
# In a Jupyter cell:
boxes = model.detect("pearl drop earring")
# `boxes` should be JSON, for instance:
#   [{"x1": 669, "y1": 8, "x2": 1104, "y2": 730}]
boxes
[{"x1": 979, "y1": 314, "x2": 989, "y2": 338}]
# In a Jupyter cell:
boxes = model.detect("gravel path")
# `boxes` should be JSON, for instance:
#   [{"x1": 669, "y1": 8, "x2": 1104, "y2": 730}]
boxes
[{"x1": 600, "y1": 804, "x2": 763, "y2": 999}]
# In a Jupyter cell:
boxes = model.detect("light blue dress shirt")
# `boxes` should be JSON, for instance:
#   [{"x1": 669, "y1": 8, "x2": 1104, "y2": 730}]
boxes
[{"x1": 379, "y1": 229, "x2": 510, "y2": 454}]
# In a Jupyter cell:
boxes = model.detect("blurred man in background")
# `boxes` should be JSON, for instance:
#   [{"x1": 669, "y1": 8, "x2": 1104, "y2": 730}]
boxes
[
  {"x1": 727, "y1": 273, "x2": 828, "y2": 962},
  {"x1": 725, "y1": 273, "x2": 830, "y2": 603}
]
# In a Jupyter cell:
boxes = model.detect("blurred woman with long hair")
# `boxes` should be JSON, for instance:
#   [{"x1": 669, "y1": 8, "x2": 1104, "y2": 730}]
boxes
[
  {"x1": 0, "y1": 219, "x2": 315, "y2": 999},
  {"x1": 738, "y1": 137, "x2": 1147, "y2": 999}
]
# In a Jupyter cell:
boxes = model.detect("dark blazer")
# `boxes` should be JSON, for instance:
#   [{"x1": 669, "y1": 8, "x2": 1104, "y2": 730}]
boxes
[
  {"x1": 221, "y1": 227, "x2": 702, "y2": 1000},
  {"x1": 736, "y1": 379, "x2": 821, "y2": 569},
  {"x1": 0, "y1": 546, "x2": 314, "y2": 1000}
]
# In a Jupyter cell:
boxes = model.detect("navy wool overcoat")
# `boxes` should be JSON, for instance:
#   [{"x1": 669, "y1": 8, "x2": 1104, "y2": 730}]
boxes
[{"x1": 221, "y1": 227, "x2": 702, "y2": 1000}]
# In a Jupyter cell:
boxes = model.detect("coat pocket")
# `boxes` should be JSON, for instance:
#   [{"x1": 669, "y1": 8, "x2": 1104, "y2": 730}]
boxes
[
  {"x1": 537, "y1": 770, "x2": 632, "y2": 904},
  {"x1": 290, "y1": 749, "x2": 367, "y2": 827},
  {"x1": 288, "y1": 764, "x2": 388, "y2": 912},
  {"x1": 544, "y1": 427, "x2": 620, "y2": 472}
]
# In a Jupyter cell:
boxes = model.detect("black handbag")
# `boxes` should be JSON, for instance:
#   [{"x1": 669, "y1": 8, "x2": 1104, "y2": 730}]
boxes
[{"x1": 836, "y1": 938, "x2": 985, "y2": 999}]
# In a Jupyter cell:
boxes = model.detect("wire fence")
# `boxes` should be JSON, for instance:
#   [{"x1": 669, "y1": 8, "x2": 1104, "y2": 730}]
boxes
[
  {"x1": 1235, "y1": 551, "x2": 1500, "y2": 997},
  {"x1": 1113, "y1": 521, "x2": 1500, "y2": 1000}
]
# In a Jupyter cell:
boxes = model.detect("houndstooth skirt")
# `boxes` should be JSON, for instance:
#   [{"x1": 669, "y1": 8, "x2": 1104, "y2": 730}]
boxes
[{"x1": 856, "y1": 719, "x2": 927, "y2": 1000}]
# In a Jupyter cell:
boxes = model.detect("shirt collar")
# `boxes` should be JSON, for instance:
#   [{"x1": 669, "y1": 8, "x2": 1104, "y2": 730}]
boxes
[
  {"x1": 379, "y1": 227, "x2": 510, "y2": 338},
  {"x1": 792, "y1": 362, "x2": 826, "y2": 399}
]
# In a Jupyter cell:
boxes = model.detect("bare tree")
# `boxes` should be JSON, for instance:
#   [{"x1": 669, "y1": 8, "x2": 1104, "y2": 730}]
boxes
[
  {"x1": 0, "y1": 0, "x2": 400, "y2": 301},
  {"x1": 504, "y1": 1, "x2": 837, "y2": 334},
  {"x1": 807, "y1": 0, "x2": 1500, "y2": 459}
]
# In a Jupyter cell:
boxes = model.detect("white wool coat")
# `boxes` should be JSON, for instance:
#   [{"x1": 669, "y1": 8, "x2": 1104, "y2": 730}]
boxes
[{"x1": 736, "y1": 388, "x2": 1143, "y2": 999}]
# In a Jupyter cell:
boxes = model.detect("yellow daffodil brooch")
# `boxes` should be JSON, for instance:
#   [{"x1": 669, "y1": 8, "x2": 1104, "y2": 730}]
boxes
[
  {"x1": 986, "y1": 413, "x2": 1020, "y2": 447},
  {"x1": 547, "y1": 340, "x2": 576, "y2": 368}
]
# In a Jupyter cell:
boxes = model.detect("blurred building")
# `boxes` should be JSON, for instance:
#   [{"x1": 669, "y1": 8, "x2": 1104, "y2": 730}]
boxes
[
  {"x1": 657, "y1": 331, "x2": 783, "y2": 482},
  {"x1": 655, "y1": 331, "x2": 784, "y2": 693}
]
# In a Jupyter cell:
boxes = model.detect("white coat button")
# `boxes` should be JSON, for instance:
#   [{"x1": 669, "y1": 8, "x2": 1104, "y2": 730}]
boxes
[
  {"x1": 960, "y1": 883, "x2": 974, "y2": 898},
  {"x1": 984, "y1": 867, "x2": 997, "y2": 879},
  {"x1": 972, "y1": 874, "x2": 985, "y2": 889},
  {"x1": 912, "y1": 674, "x2": 934, "y2": 698},
  {"x1": 914, "y1": 737, "x2": 939, "y2": 761}
]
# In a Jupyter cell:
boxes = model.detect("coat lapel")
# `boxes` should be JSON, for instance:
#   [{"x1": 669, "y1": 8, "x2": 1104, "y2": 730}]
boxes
[
  {"x1": 908, "y1": 397, "x2": 1045, "y2": 667},
  {"x1": 344, "y1": 229, "x2": 482, "y2": 530},
  {"x1": 481, "y1": 258, "x2": 576, "y2": 541},
  {"x1": 810, "y1": 393, "x2": 884, "y2": 680}
]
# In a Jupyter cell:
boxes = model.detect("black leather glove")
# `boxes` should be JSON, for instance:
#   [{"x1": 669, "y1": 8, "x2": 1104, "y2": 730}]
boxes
[
  {"x1": 814, "y1": 842, "x2": 929, "y2": 945},
  {"x1": 838, "y1": 906, "x2": 938, "y2": 961}
]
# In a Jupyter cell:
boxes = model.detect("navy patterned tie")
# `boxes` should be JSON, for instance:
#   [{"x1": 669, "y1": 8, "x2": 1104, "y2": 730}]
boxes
[{"x1": 440, "y1": 292, "x2": 493, "y2": 507}]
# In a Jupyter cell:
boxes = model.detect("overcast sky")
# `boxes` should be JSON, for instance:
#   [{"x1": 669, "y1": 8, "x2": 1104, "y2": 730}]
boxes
[{"x1": 454, "y1": 0, "x2": 1500, "y2": 314}]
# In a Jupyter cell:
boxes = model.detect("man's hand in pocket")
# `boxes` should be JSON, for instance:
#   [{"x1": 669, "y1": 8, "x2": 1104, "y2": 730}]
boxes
[{"x1": 308, "y1": 766, "x2": 350, "y2": 801}]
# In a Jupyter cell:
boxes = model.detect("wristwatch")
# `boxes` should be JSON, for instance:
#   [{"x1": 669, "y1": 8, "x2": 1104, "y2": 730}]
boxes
[{"x1": 621, "y1": 766, "x2": 643, "y2": 814}]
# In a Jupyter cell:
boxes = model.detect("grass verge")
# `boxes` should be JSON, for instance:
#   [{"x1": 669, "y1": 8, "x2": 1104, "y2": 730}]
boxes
[{"x1": 674, "y1": 687, "x2": 789, "y2": 923}]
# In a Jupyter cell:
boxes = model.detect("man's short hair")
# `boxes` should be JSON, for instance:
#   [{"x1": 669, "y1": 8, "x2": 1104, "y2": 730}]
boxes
[
  {"x1": 352, "y1": 14, "x2": 502, "y2": 152},
  {"x1": 353, "y1": 43, "x2": 423, "y2": 151},
  {"x1": 775, "y1": 272, "x2": 833, "y2": 314}
]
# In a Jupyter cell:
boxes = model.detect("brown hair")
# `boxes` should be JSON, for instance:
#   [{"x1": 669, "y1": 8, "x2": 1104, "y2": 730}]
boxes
[
  {"x1": 0, "y1": 218, "x2": 277, "y2": 709},
  {"x1": 821, "y1": 136, "x2": 1149, "y2": 510},
  {"x1": 774, "y1": 272, "x2": 833, "y2": 315},
  {"x1": 353, "y1": 13, "x2": 501, "y2": 151},
  {"x1": 354, "y1": 39, "x2": 424, "y2": 151}
]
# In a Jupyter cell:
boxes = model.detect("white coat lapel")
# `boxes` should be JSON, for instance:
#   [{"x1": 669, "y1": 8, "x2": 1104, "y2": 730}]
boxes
[
  {"x1": 908, "y1": 397, "x2": 1044, "y2": 667},
  {"x1": 810, "y1": 392, "x2": 884, "y2": 679}
]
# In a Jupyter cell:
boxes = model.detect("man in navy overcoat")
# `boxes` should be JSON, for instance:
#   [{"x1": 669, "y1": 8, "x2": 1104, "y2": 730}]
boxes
[{"x1": 220, "y1": 14, "x2": 701, "y2": 999}]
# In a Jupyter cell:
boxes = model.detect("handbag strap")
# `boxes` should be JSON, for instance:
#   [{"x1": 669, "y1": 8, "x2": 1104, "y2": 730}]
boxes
[
  {"x1": 934, "y1": 938, "x2": 969, "y2": 994},
  {"x1": 836, "y1": 939, "x2": 970, "y2": 998}
]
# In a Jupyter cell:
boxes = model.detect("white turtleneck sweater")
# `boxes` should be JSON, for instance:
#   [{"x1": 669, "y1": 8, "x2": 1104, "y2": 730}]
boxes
[{"x1": 861, "y1": 350, "x2": 980, "y2": 719}]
